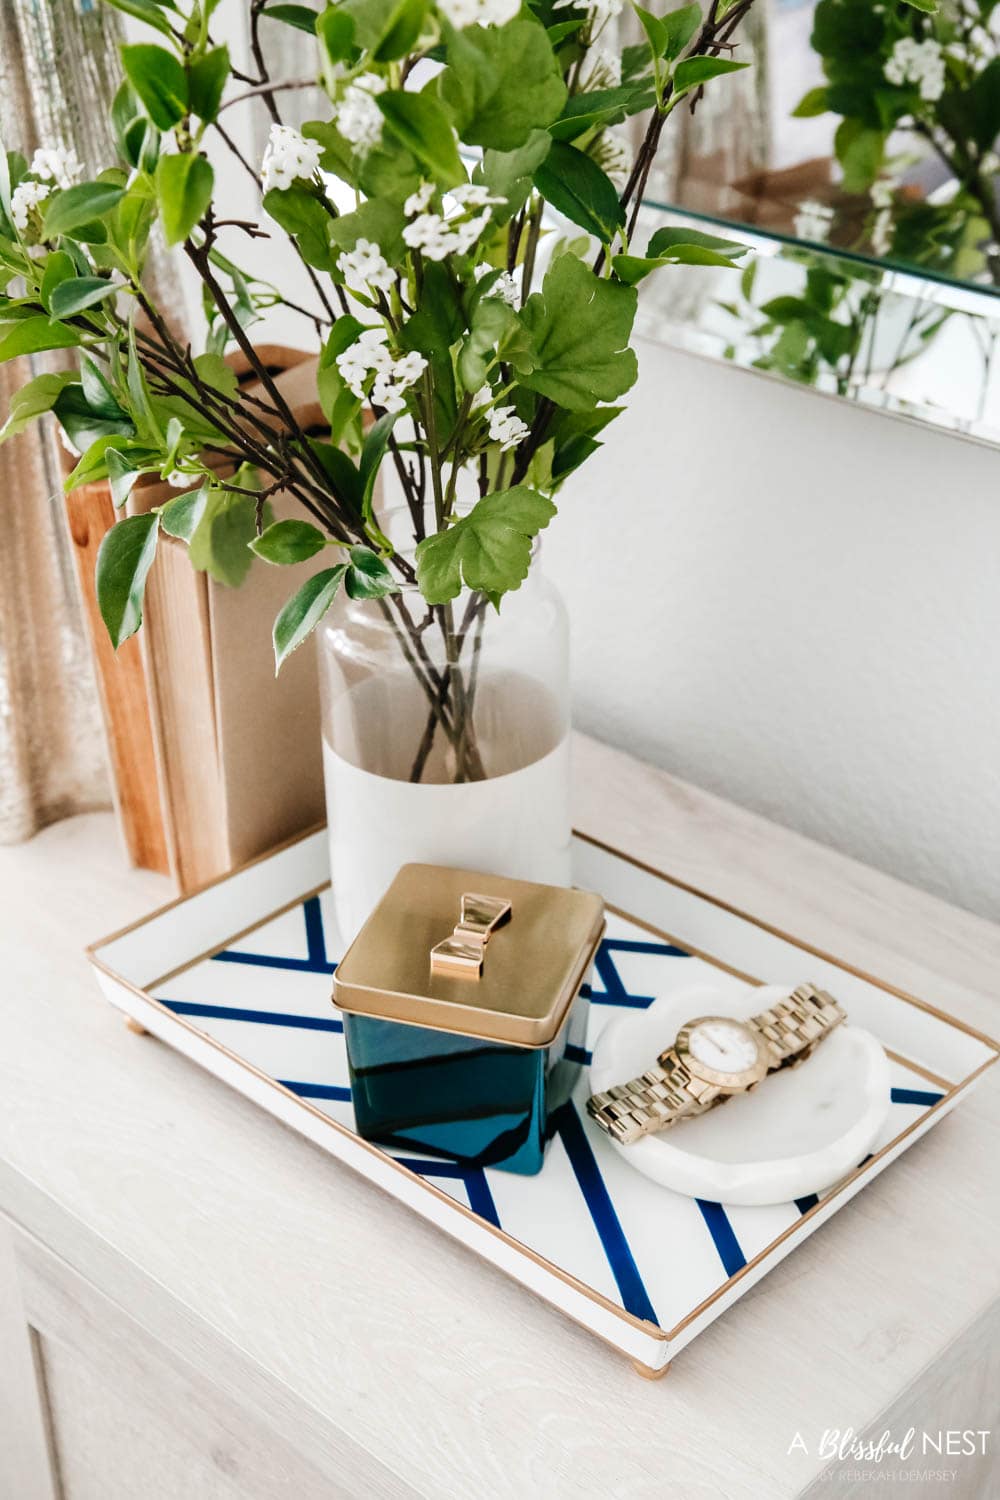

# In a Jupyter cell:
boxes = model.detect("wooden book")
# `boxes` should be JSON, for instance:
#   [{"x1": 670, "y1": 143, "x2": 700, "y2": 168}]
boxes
[
  {"x1": 65, "y1": 345, "x2": 329, "y2": 891},
  {"x1": 63, "y1": 481, "x2": 172, "y2": 876}
]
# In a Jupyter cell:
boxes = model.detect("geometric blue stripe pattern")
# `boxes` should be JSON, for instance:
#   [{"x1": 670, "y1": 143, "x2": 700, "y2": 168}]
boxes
[
  {"x1": 212, "y1": 895, "x2": 336, "y2": 975},
  {"x1": 695, "y1": 1199, "x2": 748, "y2": 1276},
  {"x1": 890, "y1": 1086, "x2": 944, "y2": 1107},
  {"x1": 151, "y1": 887, "x2": 958, "y2": 1335},
  {"x1": 582, "y1": 937, "x2": 690, "y2": 1009},
  {"x1": 279, "y1": 1078, "x2": 353, "y2": 1102},
  {"x1": 396, "y1": 1157, "x2": 501, "y2": 1227},
  {"x1": 161, "y1": 1000, "x2": 344, "y2": 1033},
  {"x1": 550, "y1": 1101, "x2": 660, "y2": 1325}
]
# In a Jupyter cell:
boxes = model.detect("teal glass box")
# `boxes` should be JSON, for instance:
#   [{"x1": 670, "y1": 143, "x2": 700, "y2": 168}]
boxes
[{"x1": 333, "y1": 864, "x2": 605, "y2": 1175}]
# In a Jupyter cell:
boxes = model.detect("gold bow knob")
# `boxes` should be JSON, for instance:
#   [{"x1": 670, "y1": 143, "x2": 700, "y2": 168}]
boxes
[{"x1": 430, "y1": 892, "x2": 512, "y2": 980}]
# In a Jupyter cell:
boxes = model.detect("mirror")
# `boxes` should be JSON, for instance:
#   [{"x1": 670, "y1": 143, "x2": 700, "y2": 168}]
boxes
[{"x1": 637, "y1": 0, "x2": 1000, "y2": 445}]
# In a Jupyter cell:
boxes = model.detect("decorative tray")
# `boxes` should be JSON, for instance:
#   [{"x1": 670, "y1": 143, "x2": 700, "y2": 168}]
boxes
[{"x1": 88, "y1": 829, "x2": 998, "y2": 1376}]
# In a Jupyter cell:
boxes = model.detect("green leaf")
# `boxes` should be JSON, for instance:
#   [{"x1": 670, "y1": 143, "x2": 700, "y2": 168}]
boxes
[
  {"x1": 159, "y1": 485, "x2": 209, "y2": 541},
  {"x1": 80, "y1": 354, "x2": 128, "y2": 420},
  {"x1": 376, "y1": 92, "x2": 464, "y2": 187},
  {"x1": 310, "y1": 440, "x2": 364, "y2": 511},
  {"x1": 835, "y1": 119, "x2": 883, "y2": 193},
  {"x1": 899, "y1": 0, "x2": 937, "y2": 10},
  {"x1": 48, "y1": 276, "x2": 118, "y2": 318},
  {"x1": 39, "y1": 251, "x2": 77, "y2": 311},
  {"x1": 121, "y1": 43, "x2": 190, "y2": 130},
  {"x1": 648, "y1": 225, "x2": 747, "y2": 258},
  {"x1": 328, "y1": 196, "x2": 406, "y2": 263},
  {"x1": 458, "y1": 296, "x2": 517, "y2": 392},
  {"x1": 104, "y1": 446, "x2": 151, "y2": 508},
  {"x1": 964, "y1": 58, "x2": 1000, "y2": 153},
  {"x1": 317, "y1": 315, "x2": 365, "y2": 438},
  {"x1": 360, "y1": 412, "x2": 395, "y2": 522},
  {"x1": 193, "y1": 351, "x2": 239, "y2": 402},
  {"x1": 262, "y1": 3, "x2": 321, "y2": 31},
  {"x1": 95, "y1": 512, "x2": 160, "y2": 647},
  {"x1": 273, "y1": 565, "x2": 347, "y2": 669},
  {"x1": 63, "y1": 434, "x2": 121, "y2": 490},
  {"x1": 633, "y1": 5, "x2": 668, "y2": 58},
  {"x1": 0, "y1": 316, "x2": 80, "y2": 362},
  {"x1": 103, "y1": 0, "x2": 177, "y2": 37},
  {"x1": 792, "y1": 85, "x2": 829, "y2": 118},
  {"x1": 398, "y1": 260, "x2": 460, "y2": 431},
  {"x1": 550, "y1": 87, "x2": 642, "y2": 141},
  {"x1": 345, "y1": 545, "x2": 397, "y2": 598},
  {"x1": 612, "y1": 224, "x2": 747, "y2": 281},
  {"x1": 0, "y1": 371, "x2": 74, "y2": 445},
  {"x1": 188, "y1": 45, "x2": 230, "y2": 123},
  {"x1": 438, "y1": 18, "x2": 567, "y2": 153},
  {"x1": 188, "y1": 489, "x2": 258, "y2": 587},
  {"x1": 250, "y1": 518, "x2": 329, "y2": 564},
  {"x1": 515, "y1": 253, "x2": 637, "y2": 409},
  {"x1": 414, "y1": 487, "x2": 556, "y2": 605},
  {"x1": 343, "y1": 0, "x2": 427, "y2": 60},
  {"x1": 263, "y1": 185, "x2": 337, "y2": 269},
  {"x1": 43, "y1": 182, "x2": 126, "y2": 238},
  {"x1": 478, "y1": 130, "x2": 552, "y2": 220},
  {"x1": 53, "y1": 385, "x2": 135, "y2": 452},
  {"x1": 316, "y1": 5, "x2": 357, "y2": 62},
  {"x1": 533, "y1": 140, "x2": 623, "y2": 243},
  {"x1": 155, "y1": 152, "x2": 214, "y2": 244},
  {"x1": 660, "y1": 2, "x2": 701, "y2": 59},
  {"x1": 111, "y1": 81, "x2": 153, "y2": 169},
  {"x1": 759, "y1": 295, "x2": 814, "y2": 322},
  {"x1": 671, "y1": 54, "x2": 748, "y2": 98}
]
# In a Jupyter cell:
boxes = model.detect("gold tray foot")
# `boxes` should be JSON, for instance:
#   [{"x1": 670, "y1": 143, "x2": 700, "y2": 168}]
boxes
[
  {"x1": 632, "y1": 1359, "x2": 671, "y2": 1380},
  {"x1": 124, "y1": 1016, "x2": 149, "y2": 1036}
]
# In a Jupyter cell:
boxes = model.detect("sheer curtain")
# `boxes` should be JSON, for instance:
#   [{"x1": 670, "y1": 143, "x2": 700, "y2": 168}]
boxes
[{"x1": 0, "y1": 1, "x2": 184, "y2": 844}]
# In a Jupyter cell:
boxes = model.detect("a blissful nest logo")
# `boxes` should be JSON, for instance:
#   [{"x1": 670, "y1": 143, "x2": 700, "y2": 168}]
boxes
[{"x1": 788, "y1": 1428, "x2": 991, "y2": 1484}]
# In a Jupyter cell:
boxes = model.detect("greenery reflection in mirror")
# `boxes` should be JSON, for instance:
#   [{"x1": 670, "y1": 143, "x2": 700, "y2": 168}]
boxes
[{"x1": 639, "y1": 0, "x2": 1000, "y2": 441}]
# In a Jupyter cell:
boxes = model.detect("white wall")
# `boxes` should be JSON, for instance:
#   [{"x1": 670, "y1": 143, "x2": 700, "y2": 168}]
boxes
[{"x1": 544, "y1": 339, "x2": 1000, "y2": 921}]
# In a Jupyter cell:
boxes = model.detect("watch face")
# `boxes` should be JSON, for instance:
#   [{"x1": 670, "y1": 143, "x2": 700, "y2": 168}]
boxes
[{"x1": 687, "y1": 1019, "x2": 759, "y2": 1076}]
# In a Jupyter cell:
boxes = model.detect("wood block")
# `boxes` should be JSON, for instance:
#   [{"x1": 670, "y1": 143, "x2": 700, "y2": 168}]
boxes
[{"x1": 62, "y1": 483, "x2": 172, "y2": 876}]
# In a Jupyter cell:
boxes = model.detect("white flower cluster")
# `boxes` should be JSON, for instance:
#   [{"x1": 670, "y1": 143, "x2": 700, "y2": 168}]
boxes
[
  {"x1": 336, "y1": 327, "x2": 427, "y2": 414},
  {"x1": 472, "y1": 386, "x2": 529, "y2": 450},
  {"x1": 335, "y1": 73, "x2": 387, "y2": 152},
  {"x1": 884, "y1": 37, "x2": 946, "y2": 103},
  {"x1": 10, "y1": 146, "x2": 82, "y2": 233},
  {"x1": 11, "y1": 179, "x2": 51, "y2": 231},
  {"x1": 793, "y1": 198, "x2": 833, "y2": 243},
  {"x1": 403, "y1": 180, "x2": 503, "y2": 260},
  {"x1": 596, "y1": 127, "x2": 631, "y2": 192},
  {"x1": 437, "y1": 0, "x2": 520, "y2": 28},
  {"x1": 474, "y1": 261, "x2": 518, "y2": 307},
  {"x1": 261, "y1": 124, "x2": 322, "y2": 193},
  {"x1": 30, "y1": 146, "x2": 82, "y2": 189},
  {"x1": 337, "y1": 238, "x2": 395, "y2": 296},
  {"x1": 553, "y1": 0, "x2": 623, "y2": 33},
  {"x1": 579, "y1": 45, "x2": 622, "y2": 90}
]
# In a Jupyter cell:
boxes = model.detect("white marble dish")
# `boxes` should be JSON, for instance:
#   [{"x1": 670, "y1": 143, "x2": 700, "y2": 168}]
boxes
[{"x1": 588, "y1": 982, "x2": 892, "y2": 1205}]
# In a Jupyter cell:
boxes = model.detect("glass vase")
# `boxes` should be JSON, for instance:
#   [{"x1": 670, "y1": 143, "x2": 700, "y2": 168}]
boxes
[{"x1": 318, "y1": 549, "x2": 571, "y2": 946}]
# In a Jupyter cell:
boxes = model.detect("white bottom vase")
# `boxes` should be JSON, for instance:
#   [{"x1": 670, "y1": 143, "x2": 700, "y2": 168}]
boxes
[{"x1": 323, "y1": 731, "x2": 572, "y2": 947}]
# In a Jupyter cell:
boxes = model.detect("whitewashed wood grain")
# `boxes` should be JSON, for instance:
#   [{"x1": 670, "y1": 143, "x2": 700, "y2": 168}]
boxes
[
  {"x1": 0, "y1": 1218, "x2": 59, "y2": 1500},
  {"x1": 0, "y1": 733, "x2": 997, "y2": 1498}
]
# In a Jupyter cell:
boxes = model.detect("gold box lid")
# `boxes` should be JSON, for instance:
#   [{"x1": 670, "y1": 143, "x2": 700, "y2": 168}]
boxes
[{"x1": 333, "y1": 864, "x2": 605, "y2": 1048}]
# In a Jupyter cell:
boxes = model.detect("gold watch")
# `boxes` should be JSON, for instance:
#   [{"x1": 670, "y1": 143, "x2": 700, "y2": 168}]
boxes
[{"x1": 587, "y1": 983, "x2": 846, "y2": 1146}]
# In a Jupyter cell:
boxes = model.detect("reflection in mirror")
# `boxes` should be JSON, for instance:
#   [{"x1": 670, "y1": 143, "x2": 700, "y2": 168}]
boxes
[
  {"x1": 635, "y1": 203, "x2": 1000, "y2": 442},
  {"x1": 636, "y1": 0, "x2": 1000, "y2": 440}
]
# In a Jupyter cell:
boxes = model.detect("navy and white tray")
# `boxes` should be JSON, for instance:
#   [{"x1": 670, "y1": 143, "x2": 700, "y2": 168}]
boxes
[{"x1": 88, "y1": 829, "x2": 998, "y2": 1376}]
